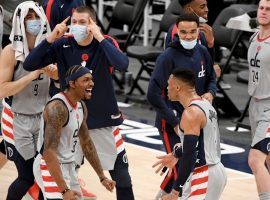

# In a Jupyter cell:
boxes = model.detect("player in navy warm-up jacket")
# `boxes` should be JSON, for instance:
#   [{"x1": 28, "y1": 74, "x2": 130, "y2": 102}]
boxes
[{"x1": 147, "y1": 13, "x2": 217, "y2": 198}]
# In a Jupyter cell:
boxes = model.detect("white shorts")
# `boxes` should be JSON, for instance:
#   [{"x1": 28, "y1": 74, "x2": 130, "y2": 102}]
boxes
[
  {"x1": 75, "y1": 126, "x2": 125, "y2": 170},
  {"x1": 33, "y1": 154, "x2": 82, "y2": 200},
  {"x1": 181, "y1": 163, "x2": 227, "y2": 200}
]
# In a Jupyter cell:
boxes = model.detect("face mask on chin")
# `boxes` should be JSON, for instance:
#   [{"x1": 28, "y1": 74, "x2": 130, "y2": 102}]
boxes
[
  {"x1": 70, "y1": 24, "x2": 88, "y2": 43},
  {"x1": 25, "y1": 19, "x2": 41, "y2": 36},
  {"x1": 180, "y1": 38, "x2": 197, "y2": 50},
  {"x1": 189, "y1": 7, "x2": 208, "y2": 24}
]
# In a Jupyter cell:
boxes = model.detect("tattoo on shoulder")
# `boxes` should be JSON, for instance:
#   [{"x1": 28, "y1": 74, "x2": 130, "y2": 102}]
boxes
[{"x1": 44, "y1": 100, "x2": 68, "y2": 150}]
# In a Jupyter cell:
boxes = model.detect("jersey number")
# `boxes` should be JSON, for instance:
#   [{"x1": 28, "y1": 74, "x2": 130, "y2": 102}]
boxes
[
  {"x1": 252, "y1": 70, "x2": 259, "y2": 83},
  {"x1": 71, "y1": 129, "x2": 79, "y2": 153}
]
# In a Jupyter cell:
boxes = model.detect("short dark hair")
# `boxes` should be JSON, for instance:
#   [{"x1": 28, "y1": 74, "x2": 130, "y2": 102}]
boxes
[
  {"x1": 176, "y1": 13, "x2": 199, "y2": 27},
  {"x1": 172, "y1": 68, "x2": 196, "y2": 88},
  {"x1": 178, "y1": 0, "x2": 193, "y2": 7},
  {"x1": 74, "y1": 6, "x2": 97, "y2": 22}
]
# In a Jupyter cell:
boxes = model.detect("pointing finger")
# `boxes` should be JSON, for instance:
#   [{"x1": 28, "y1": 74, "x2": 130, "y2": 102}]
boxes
[{"x1": 61, "y1": 16, "x2": 70, "y2": 24}]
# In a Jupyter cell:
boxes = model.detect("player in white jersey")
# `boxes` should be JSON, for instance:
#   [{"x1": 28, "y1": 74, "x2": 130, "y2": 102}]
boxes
[
  {"x1": 247, "y1": 0, "x2": 270, "y2": 199},
  {"x1": 153, "y1": 68, "x2": 226, "y2": 200},
  {"x1": 34, "y1": 65, "x2": 115, "y2": 200},
  {"x1": 0, "y1": 2, "x2": 57, "y2": 199}
]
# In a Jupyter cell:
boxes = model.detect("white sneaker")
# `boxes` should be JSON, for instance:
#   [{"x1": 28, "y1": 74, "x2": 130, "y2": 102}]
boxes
[{"x1": 219, "y1": 80, "x2": 231, "y2": 90}]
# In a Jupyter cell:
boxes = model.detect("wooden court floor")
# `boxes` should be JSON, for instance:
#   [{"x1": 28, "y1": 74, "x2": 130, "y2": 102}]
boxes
[{"x1": 0, "y1": 143, "x2": 258, "y2": 200}]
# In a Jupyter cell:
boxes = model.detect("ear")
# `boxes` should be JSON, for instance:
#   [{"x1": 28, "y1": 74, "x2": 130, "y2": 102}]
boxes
[
  {"x1": 176, "y1": 85, "x2": 181, "y2": 91},
  {"x1": 186, "y1": 6, "x2": 193, "y2": 13},
  {"x1": 69, "y1": 80, "x2": 76, "y2": 89}
]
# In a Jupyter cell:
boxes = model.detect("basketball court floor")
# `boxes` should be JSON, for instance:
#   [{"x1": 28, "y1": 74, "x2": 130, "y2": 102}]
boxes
[{"x1": 0, "y1": 58, "x2": 260, "y2": 199}]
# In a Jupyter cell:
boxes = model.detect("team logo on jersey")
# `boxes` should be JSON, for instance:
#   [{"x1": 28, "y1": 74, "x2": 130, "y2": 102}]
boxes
[
  {"x1": 267, "y1": 142, "x2": 270, "y2": 152},
  {"x1": 7, "y1": 147, "x2": 13, "y2": 158},
  {"x1": 122, "y1": 152, "x2": 128, "y2": 164},
  {"x1": 250, "y1": 51, "x2": 260, "y2": 68},
  {"x1": 198, "y1": 61, "x2": 205, "y2": 78},
  {"x1": 209, "y1": 109, "x2": 217, "y2": 122},
  {"x1": 14, "y1": 35, "x2": 23, "y2": 42},
  {"x1": 81, "y1": 54, "x2": 89, "y2": 67}
]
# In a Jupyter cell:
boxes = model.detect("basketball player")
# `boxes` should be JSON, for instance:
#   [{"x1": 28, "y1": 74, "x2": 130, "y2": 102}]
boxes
[
  {"x1": 33, "y1": 65, "x2": 115, "y2": 199},
  {"x1": 153, "y1": 68, "x2": 226, "y2": 200},
  {"x1": 0, "y1": 1, "x2": 57, "y2": 199},
  {"x1": 147, "y1": 13, "x2": 216, "y2": 198},
  {"x1": 248, "y1": 0, "x2": 270, "y2": 199},
  {"x1": 24, "y1": 6, "x2": 134, "y2": 200}
]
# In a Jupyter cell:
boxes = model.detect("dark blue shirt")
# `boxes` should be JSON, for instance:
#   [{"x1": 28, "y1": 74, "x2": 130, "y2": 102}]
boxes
[
  {"x1": 42, "y1": 0, "x2": 85, "y2": 29},
  {"x1": 147, "y1": 41, "x2": 217, "y2": 129},
  {"x1": 24, "y1": 36, "x2": 129, "y2": 129}
]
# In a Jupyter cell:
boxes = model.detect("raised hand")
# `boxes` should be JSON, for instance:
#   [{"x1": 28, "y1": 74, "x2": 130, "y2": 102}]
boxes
[
  {"x1": 43, "y1": 64, "x2": 58, "y2": 80},
  {"x1": 199, "y1": 23, "x2": 214, "y2": 48},
  {"x1": 47, "y1": 17, "x2": 70, "y2": 43},
  {"x1": 152, "y1": 153, "x2": 178, "y2": 175},
  {"x1": 87, "y1": 17, "x2": 104, "y2": 42}
]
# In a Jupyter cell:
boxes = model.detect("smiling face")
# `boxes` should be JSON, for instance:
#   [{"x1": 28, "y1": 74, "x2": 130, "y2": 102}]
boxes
[
  {"x1": 73, "y1": 73, "x2": 94, "y2": 100},
  {"x1": 188, "y1": 0, "x2": 208, "y2": 20},
  {"x1": 257, "y1": 0, "x2": 270, "y2": 26}
]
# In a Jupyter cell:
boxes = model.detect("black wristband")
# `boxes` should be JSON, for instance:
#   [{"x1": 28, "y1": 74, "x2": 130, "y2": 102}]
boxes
[
  {"x1": 100, "y1": 177, "x2": 107, "y2": 182},
  {"x1": 61, "y1": 188, "x2": 70, "y2": 195}
]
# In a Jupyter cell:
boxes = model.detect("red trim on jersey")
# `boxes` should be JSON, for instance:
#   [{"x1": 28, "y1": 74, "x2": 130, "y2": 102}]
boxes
[
  {"x1": 171, "y1": 24, "x2": 178, "y2": 41},
  {"x1": 160, "y1": 119, "x2": 179, "y2": 189},
  {"x1": 191, "y1": 176, "x2": 208, "y2": 186},
  {"x1": 42, "y1": 175, "x2": 55, "y2": 182},
  {"x1": 190, "y1": 188, "x2": 207, "y2": 196},
  {"x1": 193, "y1": 165, "x2": 208, "y2": 174},
  {"x1": 257, "y1": 33, "x2": 270, "y2": 42},
  {"x1": 44, "y1": 186, "x2": 61, "y2": 193},
  {"x1": 45, "y1": 0, "x2": 54, "y2": 23},
  {"x1": 4, "y1": 107, "x2": 13, "y2": 118},
  {"x1": 2, "y1": 129, "x2": 14, "y2": 140},
  {"x1": 113, "y1": 128, "x2": 120, "y2": 136},
  {"x1": 40, "y1": 164, "x2": 48, "y2": 170},
  {"x1": 161, "y1": 172, "x2": 173, "y2": 190},
  {"x1": 190, "y1": 97, "x2": 203, "y2": 104},
  {"x1": 2, "y1": 118, "x2": 13, "y2": 129},
  {"x1": 61, "y1": 92, "x2": 78, "y2": 109}
]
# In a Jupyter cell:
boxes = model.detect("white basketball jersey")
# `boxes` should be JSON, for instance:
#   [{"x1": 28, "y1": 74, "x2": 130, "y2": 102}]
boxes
[
  {"x1": 37, "y1": 92, "x2": 84, "y2": 163},
  {"x1": 180, "y1": 99, "x2": 221, "y2": 166},
  {"x1": 248, "y1": 31, "x2": 270, "y2": 99}
]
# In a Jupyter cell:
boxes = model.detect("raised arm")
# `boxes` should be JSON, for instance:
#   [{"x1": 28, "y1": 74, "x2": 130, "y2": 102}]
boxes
[
  {"x1": 42, "y1": 100, "x2": 80, "y2": 198},
  {"x1": 87, "y1": 18, "x2": 129, "y2": 72},
  {"x1": 0, "y1": 44, "x2": 44, "y2": 98},
  {"x1": 23, "y1": 17, "x2": 69, "y2": 71},
  {"x1": 78, "y1": 102, "x2": 115, "y2": 192}
]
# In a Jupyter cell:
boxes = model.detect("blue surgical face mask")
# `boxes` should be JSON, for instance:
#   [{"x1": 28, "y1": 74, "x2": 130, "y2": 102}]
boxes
[
  {"x1": 180, "y1": 38, "x2": 197, "y2": 50},
  {"x1": 70, "y1": 25, "x2": 88, "y2": 43},
  {"x1": 25, "y1": 19, "x2": 41, "y2": 36}
]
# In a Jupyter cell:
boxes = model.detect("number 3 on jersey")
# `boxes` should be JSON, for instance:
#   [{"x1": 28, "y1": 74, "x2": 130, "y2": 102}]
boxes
[{"x1": 71, "y1": 129, "x2": 79, "y2": 153}]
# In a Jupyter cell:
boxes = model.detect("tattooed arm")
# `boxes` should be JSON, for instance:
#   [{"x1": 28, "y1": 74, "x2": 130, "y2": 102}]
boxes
[
  {"x1": 43, "y1": 100, "x2": 81, "y2": 198},
  {"x1": 79, "y1": 102, "x2": 115, "y2": 192}
]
